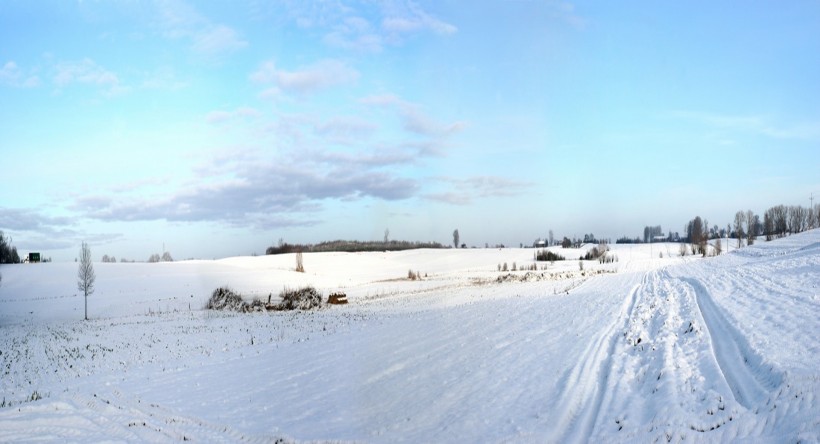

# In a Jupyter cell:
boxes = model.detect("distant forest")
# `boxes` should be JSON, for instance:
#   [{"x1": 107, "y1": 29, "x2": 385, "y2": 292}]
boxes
[
  {"x1": 616, "y1": 203, "x2": 819, "y2": 247},
  {"x1": 266, "y1": 239, "x2": 446, "y2": 255}
]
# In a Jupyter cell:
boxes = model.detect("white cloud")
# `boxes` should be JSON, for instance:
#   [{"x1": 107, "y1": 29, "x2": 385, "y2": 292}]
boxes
[
  {"x1": 381, "y1": 15, "x2": 456, "y2": 36},
  {"x1": 314, "y1": 116, "x2": 377, "y2": 144},
  {"x1": 0, "y1": 61, "x2": 20, "y2": 83},
  {"x1": 52, "y1": 58, "x2": 127, "y2": 96},
  {"x1": 74, "y1": 156, "x2": 419, "y2": 230},
  {"x1": 323, "y1": 16, "x2": 384, "y2": 52},
  {"x1": 402, "y1": 108, "x2": 466, "y2": 137},
  {"x1": 424, "y1": 176, "x2": 534, "y2": 205},
  {"x1": 548, "y1": 1, "x2": 587, "y2": 29},
  {"x1": 250, "y1": 59, "x2": 359, "y2": 95},
  {"x1": 0, "y1": 60, "x2": 40, "y2": 88},
  {"x1": 269, "y1": 1, "x2": 456, "y2": 52},
  {"x1": 360, "y1": 93, "x2": 466, "y2": 137},
  {"x1": 205, "y1": 106, "x2": 260, "y2": 124},
  {"x1": 670, "y1": 110, "x2": 820, "y2": 141},
  {"x1": 154, "y1": 0, "x2": 246, "y2": 59},
  {"x1": 191, "y1": 24, "x2": 248, "y2": 55},
  {"x1": 381, "y1": 1, "x2": 457, "y2": 37},
  {"x1": 0, "y1": 207, "x2": 122, "y2": 250},
  {"x1": 140, "y1": 66, "x2": 188, "y2": 90}
]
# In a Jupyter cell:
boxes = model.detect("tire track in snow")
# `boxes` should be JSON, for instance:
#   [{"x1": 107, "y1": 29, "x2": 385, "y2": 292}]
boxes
[
  {"x1": 680, "y1": 276, "x2": 782, "y2": 409},
  {"x1": 549, "y1": 273, "x2": 645, "y2": 443}
]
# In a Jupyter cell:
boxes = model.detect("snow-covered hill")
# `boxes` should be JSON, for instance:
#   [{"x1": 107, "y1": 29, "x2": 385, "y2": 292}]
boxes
[{"x1": 0, "y1": 233, "x2": 817, "y2": 442}]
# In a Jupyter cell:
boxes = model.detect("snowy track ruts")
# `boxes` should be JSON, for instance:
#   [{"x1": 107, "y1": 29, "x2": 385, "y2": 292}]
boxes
[
  {"x1": 555, "y1": 266, "x2": 788, "y2": 442},
  {"x1": 550, "y1": 274, "x2": 644, "y2": 443},
  {"x1": 681, "y1": 276, "x2": 781, "y2": 410}
]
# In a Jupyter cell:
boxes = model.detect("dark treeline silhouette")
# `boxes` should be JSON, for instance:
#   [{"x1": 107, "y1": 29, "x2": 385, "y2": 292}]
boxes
[
  {"x1": 266, "y1": 239, "x2": 446, "y2": 255},
  {"x1": 535, "y1": 250, "x2": 565, "y2": 261},
  {"x1": 643, "y1": 225, "x2": 663, "y2": 243},
  {"x1": 0, "y1": 231, "x2": 21, "y2": 264},
  {"x1": 616, "y1": 236, "x2": 642, "y2": 244}
]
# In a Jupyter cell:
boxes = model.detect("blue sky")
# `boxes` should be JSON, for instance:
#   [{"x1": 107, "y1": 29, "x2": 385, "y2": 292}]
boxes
[{"x1": 1, "y1": 1, "x2": 818, "y2": 261}]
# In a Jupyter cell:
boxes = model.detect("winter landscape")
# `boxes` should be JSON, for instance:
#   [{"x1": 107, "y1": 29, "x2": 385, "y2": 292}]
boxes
[
  {"x1": 2, "y1": 1, "x2": 820, "y2": 442},
  {"x1": 1, "y1": 230, "x2": 818, "y2": 442}
]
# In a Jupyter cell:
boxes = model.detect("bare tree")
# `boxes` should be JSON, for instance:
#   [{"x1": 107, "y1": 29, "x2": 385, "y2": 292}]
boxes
[
  {"x1": 764, "y1": 210, "x2": 774, "y2": 241},
  {"x1": 295, "y1": 251, "x2": 305, "y2": 273},
  {"x1": 548, "y1": 229, "x2": 554, "y2": 246},
  {"x1": 734, "y1": 211, "x2": 745, "y2": 248},
  {"x1": 161, "y1": 251, "x2": 173, "y2": 262},
  {"x1": 77, "y1": 242, "x2": 96, "y2": 321},
  {"x1": 815, "y1": 204, "x2": 820, "y2": 230},
  {"x1": 453, "y1": 229, "x2": 460, "y2": 249},
  {"x1": 384, "y1": 228, "x2": 390, "y2": 244},
  {"x1": 745, "y1": 210, "x2": 756, "y2": 246}
]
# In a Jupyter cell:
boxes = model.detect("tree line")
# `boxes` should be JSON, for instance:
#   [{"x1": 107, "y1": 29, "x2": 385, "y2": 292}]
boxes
[
  {"x1": 617, "y1": 203, "x2": 818, "y2": 252},
  {"x1": 682, "y1": 203, "x2": 819, "y2": 255},
  {"x1": 0, "y1": 231, "x2": 20, "y2": 264},
  {"x1": 266, "y1": 238, "x2": 445, "y2": 255}
]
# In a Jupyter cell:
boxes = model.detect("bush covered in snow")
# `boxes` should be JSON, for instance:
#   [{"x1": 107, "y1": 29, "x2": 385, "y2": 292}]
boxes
[
  {"x1": 278, "y1": 286, "x2": 323, "y2": 311},
  {"x1": 535, "y1": 250, "x2": 565, "y2": 262},
  {"x1": 207, "y1": 286, "x2": 325, "y2": 312},
  {"x1": 206, "y1": 287, "x2": 247, "y2": 311}
]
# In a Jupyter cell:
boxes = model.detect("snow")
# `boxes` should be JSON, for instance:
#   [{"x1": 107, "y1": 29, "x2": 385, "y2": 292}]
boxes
[{"x1": 0, "y1": 233, "x2": 818, "y2": 442}]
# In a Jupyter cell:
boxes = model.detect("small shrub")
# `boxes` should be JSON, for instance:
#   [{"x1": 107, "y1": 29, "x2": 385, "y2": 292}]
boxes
[
  {"x1": 512, "y1": 262, "x2": 517, "y2": 271},
  {"x1": 207, "y1": 287, "x2": 246, "y2": 311},
  {"x1": 278, "y1": 286, "x2": 323, "y2": 310},
  {"x1": 679, "y1": 243, "x2": 687, "y2": 257},
  {"x1": 584, "y1": 242, "x2": 609, "y2": 261},
  {"x1": 208, "y1": 286, "x2": 323, "y2": 312},
  {"x1": 599, "y1": 253, "x2": 617, "y2": 264},
  {"x1": 536, "y1": 250, "x2": 565, "y2": 261},
  {"x1": 579, "y1": 261, "x2": 584, "y2": 271},
  {"x1": 502, "y1": 262, "x2": 508, "y2": 272}
]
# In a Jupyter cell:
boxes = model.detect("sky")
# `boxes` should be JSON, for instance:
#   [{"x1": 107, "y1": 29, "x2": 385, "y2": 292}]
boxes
[{"x1": 1, "y1": 1, "x2": 819, "y2": 261}]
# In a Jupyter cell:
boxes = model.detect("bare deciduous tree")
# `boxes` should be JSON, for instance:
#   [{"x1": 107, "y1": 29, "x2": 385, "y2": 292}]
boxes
[
  {"x1": 295, "y1": 251, "x2": 305, "y2": 273},
  {"x1": 745, "y1": 210, "x2": 756, "y2": 246},
  {"x1": 77, "y1": 242, "x2": 95, "y2": 321},
  {"x1": 734, "y1": 211, "x2": 745, "y2": 248}
]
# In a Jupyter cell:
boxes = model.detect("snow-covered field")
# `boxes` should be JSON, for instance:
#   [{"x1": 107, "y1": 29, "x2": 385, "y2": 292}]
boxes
[{"x1": 0, "y1": 232, "x2": 818, "y2": 442}]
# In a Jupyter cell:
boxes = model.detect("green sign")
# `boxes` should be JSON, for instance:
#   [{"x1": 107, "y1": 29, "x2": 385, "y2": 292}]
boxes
[{"x1": 29, "y1": 252, "x2": 40, "y2": 263}]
